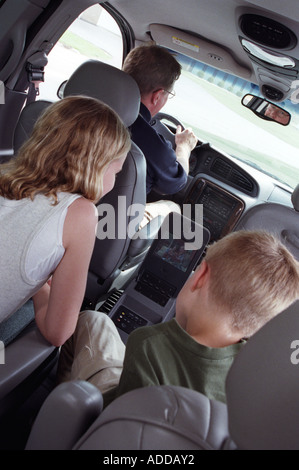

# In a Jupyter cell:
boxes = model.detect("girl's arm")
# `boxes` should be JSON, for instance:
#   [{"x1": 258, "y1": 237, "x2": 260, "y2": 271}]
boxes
[{"x1": 33, "y1": 198, "x2": 98, "y2": 346}]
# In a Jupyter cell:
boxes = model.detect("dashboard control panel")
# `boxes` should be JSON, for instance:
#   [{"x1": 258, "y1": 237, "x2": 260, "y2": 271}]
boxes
[{"x1": 184, "y1": 177, "x2": 245, "y2": 241}]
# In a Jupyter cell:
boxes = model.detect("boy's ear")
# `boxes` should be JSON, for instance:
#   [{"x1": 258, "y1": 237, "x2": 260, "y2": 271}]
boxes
[{"x1": 190, "y1": 260, "x2": 210, "y2": 292}]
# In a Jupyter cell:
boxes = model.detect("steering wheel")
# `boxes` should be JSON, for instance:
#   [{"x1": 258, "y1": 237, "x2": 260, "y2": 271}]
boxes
[
  {"x1": 150, "y1": 112, "x2": 202, "y2": 176},
  {"x1": 150, "y1": 112, "x2": 185, "y2": 149}
]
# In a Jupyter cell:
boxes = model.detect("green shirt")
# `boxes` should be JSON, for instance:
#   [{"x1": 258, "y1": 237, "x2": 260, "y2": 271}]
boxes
[{"x1": 104, "y1": 319, "x2": 245, "y2": 406}]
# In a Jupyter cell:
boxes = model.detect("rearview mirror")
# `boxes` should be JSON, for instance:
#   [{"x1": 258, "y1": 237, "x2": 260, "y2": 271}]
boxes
[{"x1": 242, "y1": 94, "x2": 291, "y2": 126}]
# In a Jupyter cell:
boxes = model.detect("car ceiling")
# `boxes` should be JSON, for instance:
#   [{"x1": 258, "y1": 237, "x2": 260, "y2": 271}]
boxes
[
  {"x1": 109, "y1": 0, "x2": 299, "y2": 102},
  {"x1": 1, "y1": 0, "x2": 299, "y2": 101},
  {"x1": 3, "y1": 0, "x2": 298, "y2": 168}
]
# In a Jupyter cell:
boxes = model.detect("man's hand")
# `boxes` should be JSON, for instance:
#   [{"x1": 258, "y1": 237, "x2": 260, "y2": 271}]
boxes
[
  {"x1": 175, "y1": 125, "x2": 197, "y2": 152},
  {"x1": 175, "y1": 125, "x2": 197, "y2": 174}
]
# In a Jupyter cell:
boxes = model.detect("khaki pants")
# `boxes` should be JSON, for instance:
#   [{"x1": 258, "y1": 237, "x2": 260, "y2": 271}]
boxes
[{"x1": 56, "y1": 310, "x2": 125, "y2": 394}]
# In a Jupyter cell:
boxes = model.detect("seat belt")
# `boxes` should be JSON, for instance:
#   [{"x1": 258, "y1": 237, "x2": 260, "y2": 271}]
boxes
[{"x1": 26, "y1": 51, "x2": 48, "y2": 103}]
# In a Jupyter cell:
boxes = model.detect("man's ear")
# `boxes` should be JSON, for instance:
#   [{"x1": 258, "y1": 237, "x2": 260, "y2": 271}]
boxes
[
  {"x1": 190, "y1": 260, "x2": 210, "y2": 292},
  {"x1": 151, "y1": 88, "x2": 163, "y2": 106}
]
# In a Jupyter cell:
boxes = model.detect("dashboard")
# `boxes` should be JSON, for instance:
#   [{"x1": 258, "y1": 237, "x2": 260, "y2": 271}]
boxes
[
  {"x1": 150, "y1": 115, "x2": 294, "y2": 245},
  {"x1": 184, "y1": 177, "x2": 244, "y2": 241},
  {"x1": 179, "y1": 141, "x2": 294, "y2": 242}
]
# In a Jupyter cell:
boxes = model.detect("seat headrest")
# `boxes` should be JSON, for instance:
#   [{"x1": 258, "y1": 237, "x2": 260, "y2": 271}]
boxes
[
  {"x1": 13, "y1": 100, "x2": 52, "y2": 154},
  {"x1": 63, "y1": 60, "x2": 140, "y2": 127},
  {"x1": 291, "y1": 184, "x2": 299, "y2": 211},
  {"x1": 74, "y1": 385, "x2": 234, "y2": 450},
  {"x1": 226, "y1": 300, "x2": 299, "y2": 450}
]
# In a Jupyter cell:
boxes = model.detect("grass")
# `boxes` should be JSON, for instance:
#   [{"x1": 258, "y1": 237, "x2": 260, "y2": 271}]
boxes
[
  {"x1": 59, "y1": 30, "x2": 111, "y2": 61},
  {"x1": 179, "y1": 70, "x2": 299, "y2": 189},
  {"x1": 193, "y1": 128, "x2": 297, "y2": 187},
  {"x1": 191, "y1": 71, "x2": 299, "y2": 149},
  {"x1": 56, "y1": 34, "x2": 298, "y2": 188}
]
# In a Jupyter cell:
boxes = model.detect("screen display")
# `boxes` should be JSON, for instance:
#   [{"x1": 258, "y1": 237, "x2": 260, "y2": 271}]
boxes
[{"x1": 153, "y1": 234, "x2": 198, "y2": 272}]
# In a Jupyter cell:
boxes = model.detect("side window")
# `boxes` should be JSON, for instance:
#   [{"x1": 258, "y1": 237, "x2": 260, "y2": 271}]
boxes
[{"x1": 38, "y1": 4, "x2": 123, "y2": 101}]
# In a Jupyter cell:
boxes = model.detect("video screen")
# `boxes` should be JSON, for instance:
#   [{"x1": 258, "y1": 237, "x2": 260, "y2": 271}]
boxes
[{"x1": 153, "y1": 234, "x2": 197, "y2": 272}]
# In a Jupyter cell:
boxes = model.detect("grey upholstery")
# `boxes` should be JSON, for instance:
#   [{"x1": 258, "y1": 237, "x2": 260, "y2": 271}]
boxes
[
  {"x1": 13, "y1": 60, "x2": 154, "y2": 308},
  {"x1": 234, "y1": 196, "x2": 299, "y2": 261},
  {"x1": 226, "y1": 299, "x2": 299, "y2": 450},
  {"x1": 0, "y1": 321, "x2": 57, "y2": 421},
  {"x1": 84, "y1": 141, "x2": 147, "y2": 306},
  {"x1": 0, "y1": 101, "x2": 55, "y2": 427},
  {"x1": 74, "y1": 386, "x2": 234, "y2": 451},
  {"x1": 1, "y1": 60, "x2": 153, "y2": 428},
  {"x1": 13, "y1": 60, "x2": 141, "y2": 151},
  {"x1": 26, "y1": 380, "x2": 103, "y2": 450},
  {"x1": 25, "y1": 300, "x2": 299, "y2": 450},
  {"x1": 26, "y1": 383, "x2": 234, "y2": 450},
  {"x1": 61, "y1": 61, "x2": 160, "y2": 307},
  {"x1": 13, "y1": 100, "x2": 51, "y2": 154},
  {"x1": 63, "y1": 60, "x2": 140, "y2": 128}
]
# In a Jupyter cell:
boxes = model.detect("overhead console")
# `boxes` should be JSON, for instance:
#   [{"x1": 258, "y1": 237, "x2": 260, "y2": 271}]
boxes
[
  {"x1": 148, "y1": 8, "x2": 299, "y2": 103},
  {"x1": 237, "y1": 11, "x2": 299, "y2": 102},
  {"x1": 184, "y1": 178, "x2": 244, "y2": 242}
]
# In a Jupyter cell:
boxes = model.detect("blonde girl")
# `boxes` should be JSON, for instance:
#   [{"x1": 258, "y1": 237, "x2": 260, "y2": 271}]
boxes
[{"x1": 0, "y1": 96, "x2": 131, "y2": 346}]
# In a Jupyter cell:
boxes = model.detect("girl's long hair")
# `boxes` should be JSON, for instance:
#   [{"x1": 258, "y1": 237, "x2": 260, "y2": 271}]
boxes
[{"x1": 0, "y1": 95, "x2": 131, "y2": 204}]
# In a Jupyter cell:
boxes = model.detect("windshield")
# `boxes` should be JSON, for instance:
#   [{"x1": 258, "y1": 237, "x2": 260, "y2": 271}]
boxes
[{"x1": 162, "y1": 49, "x2": 299, "y2": 189}]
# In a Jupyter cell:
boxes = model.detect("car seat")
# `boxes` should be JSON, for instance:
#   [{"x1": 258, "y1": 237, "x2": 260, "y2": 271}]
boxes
[
  {"x1": 0, "y1": 321, "x2": 58, "y2": 449},
  {"x1": 234, "y1": 183, "x2": 299, "y2": 261},
  {"x1": 25, "y1": 299, "x2": 299, "y2": 450},
  {"x1": 0, "y1": 60, "x2": 158, "y2": 446},
  {"x1": 61, "y1": 60, "x2": 162, "y2": 309},
  {"x1": 15, "y1": 60, "x2": 161, "y2": 309}
]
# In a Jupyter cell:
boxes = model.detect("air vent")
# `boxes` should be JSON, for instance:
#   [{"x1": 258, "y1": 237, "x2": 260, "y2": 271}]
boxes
[
  {"x1": 211, "y1": 158, "x2": 254, "y2": 193},
  {"x1": 211, "y1": 158, "x2": 231, "y2": 178},
  {"x1": 100, "y1": 289, "x2": 123, "y2": 314},
  {"x1": 230, "y1": 169, "x2": 254, "y2": 192},
  {"x1": 240, "y1": 14, "x2": 297, "y2": 50}
]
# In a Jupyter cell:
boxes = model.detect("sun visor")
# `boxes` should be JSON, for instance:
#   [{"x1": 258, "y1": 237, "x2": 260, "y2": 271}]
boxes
[{"x1": 149, "y1": 24, "x2": 251, "y2": 80}]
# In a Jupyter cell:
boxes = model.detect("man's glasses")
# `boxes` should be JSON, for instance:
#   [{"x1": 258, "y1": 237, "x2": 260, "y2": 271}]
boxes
[
  {"x1": 153, "y1": 88, "x2": 176, "y2": 99},
  {"x1": 164, "y1": 89, "x2": 176, "y2": 99}
]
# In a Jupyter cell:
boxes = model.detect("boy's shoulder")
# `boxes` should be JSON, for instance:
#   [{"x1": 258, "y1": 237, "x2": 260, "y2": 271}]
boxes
[{"x1": 128, "y1": 318, "x2": 177, "y2": 344}]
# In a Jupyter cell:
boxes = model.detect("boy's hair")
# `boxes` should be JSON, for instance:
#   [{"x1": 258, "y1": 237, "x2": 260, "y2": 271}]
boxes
[
  {"x1": 0, "y1": 96, "x2": 131, "y2": 204},
  {"x1": 123, "y1": 44, "x2": 181, "y2": 97},
  {"x1": 205, "y1": 230, "x2": 299, "y2": 337}
]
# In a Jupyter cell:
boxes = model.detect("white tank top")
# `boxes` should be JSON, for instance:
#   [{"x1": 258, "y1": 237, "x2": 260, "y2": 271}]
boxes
[
  {"x1": 24, "y1": 194, "x2": 80, "y2": 281},
  {"x1": 0, "y1": 192, "x2": 81, "y2": 321}
]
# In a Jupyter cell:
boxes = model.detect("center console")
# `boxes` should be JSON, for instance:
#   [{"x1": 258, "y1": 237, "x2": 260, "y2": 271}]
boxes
[{"x1": 184, "y1": 177, "x2": 245, "y2": 241}]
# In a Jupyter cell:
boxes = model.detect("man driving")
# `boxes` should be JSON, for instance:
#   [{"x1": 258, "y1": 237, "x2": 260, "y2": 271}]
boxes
[{"x1": 122, "y1": 45, "x2": 197, "y2": 221}]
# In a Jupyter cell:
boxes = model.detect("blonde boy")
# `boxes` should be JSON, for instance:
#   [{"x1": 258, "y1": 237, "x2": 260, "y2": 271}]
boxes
[{"x1": 58, "y1": 230, "x2": 299, "y2": 405}]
